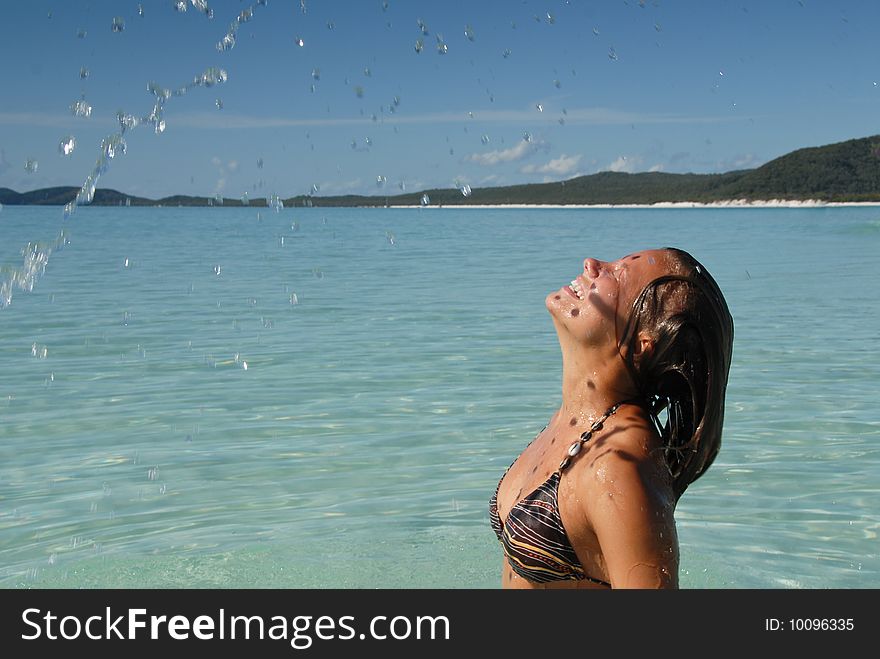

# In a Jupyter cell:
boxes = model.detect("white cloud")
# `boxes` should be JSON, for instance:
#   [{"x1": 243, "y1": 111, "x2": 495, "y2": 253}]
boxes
[
  {"x1": 521, "y1": 153, "x2": 582, "y2": 175},
  {"x1": 0, "y1": 107, "x2": 743, "y2": 132},
  {"x1": 607, "y1": 155, "x2": 642, "y2": 173},
  {"x1": 466, "y1": 139, "x2": 546, "y2": 166},
  {"x1": 211, "y1": 157, "x2": 240, "y2": 194},
  {"x1": 163, "y1": 105, "x2": 741, "y2": 130}
]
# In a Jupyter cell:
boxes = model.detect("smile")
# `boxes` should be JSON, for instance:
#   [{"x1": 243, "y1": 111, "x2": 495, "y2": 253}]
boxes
[{"x1": 568, "y1": 278, "x2": 585, "y2": 300}]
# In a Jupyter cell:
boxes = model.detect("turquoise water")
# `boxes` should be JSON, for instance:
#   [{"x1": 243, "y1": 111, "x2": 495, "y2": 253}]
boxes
[{"x1": 1, "y1": 205, "x2": 878, "y2": 588}]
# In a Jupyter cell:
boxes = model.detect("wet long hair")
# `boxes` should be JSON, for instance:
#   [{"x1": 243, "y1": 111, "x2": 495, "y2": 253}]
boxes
[{"x1": 617, "y1": 248, "x2": 734, "y2": 501}]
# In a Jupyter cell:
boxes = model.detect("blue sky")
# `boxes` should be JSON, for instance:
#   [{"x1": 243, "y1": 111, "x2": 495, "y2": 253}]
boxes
[{"x1": 1, "y1": 0, "x2": 879, "y2": 199}]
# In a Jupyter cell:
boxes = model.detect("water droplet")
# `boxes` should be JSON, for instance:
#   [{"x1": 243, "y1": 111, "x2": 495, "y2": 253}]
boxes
[
  {"x1": 376, "y1": 175, "x2": 386, "y2": 187},
  {"x1": 593, "y1": 27, "x2": 600, "y2": 36},
  {"x1": 198, "y1": 67, "x2": 228, "y2": 87},
  {"x1": 76, "y1": 28, "x2": 87, "y2": 39},
  {"x1": 147, "y1": 466, "x2": 158, "y2": 481},
  {"x1": 215, "y1": 98, "x2": 223, "y2": 110},
  {"x1": 70, "y1": 99, "x2": 92, "y2": 118},
  {"x1": 464, "y1": 24, "x2": 475, "y2": 41},
  {"x1": 111, "y1": 17, "x2": 125, "y2": 33},
  {"x1": 312, "y1": 267, "x2": 324, "y2": 279},
  {"x1": 295, "y1": 37, "x2": 305, "y2": 47},
  {"x1": 522, "y1": 132, "x2": 532, "y2": 142},
  {"x1": 417, "y1": 18, "x2": 429, "y2": 35},
  {"x1": 385, "y1": 231, "x2": 396, "y2": 246},
  {"x1": 608, "y1": 47, "x2": 618, "y2": 61},
  {"x1": 174, "y1": 1, "x2": 187, "y2": 12},
  {"x1": 554, "y1": 79, "x2": 561, "y2": 89},
  {"x1": 654, "y1": 23, "x2": 662, "y2": 32},
  {"x1": 311, "y1": 183, "x2": 320, "y2": 194},
  {"x1": 217, "y1": 33, "x2": 236, "y2": 51},
  {"x1": 137, "y1": 4, "x2": 144, "y2": 17},
  {"x1": 101, "y1": 135, "x2": 126, "y2": 160},
  {"x1": 414, "y1": 38, "x2": 424, "y2": 53},
  {"x1": 460, "y1": 184, "x2": 472, "y2": 197},
  {"x1": 256, "y1": 158, "x2": 264, "y2": 169},
  {"x1": 79, "y1": 66, "x2": 90, "y2": 80},
  {"x1": 420, "y1": 193, "x2": 430, "y2": 206},
  {"x1": 24, "y1": 159, "x2": 38, "y2": 173},
  {"x1": 481, "y1": 134, "x2": 490, "y2": 145},
  {"x1": 437, "y1": 40, "x2": 448, "y2": 55},
  {"x1": 364, "y1": 136, "x2": 373, "y2": 146},
  {"x1": 290, "y1": 292, "x2": 299, "y2": 305},
  {"x1": 502, "y1": 48, "x2": 511, "y2": 58},
  {"x1": 354, "y1": 86, "x2": 365, "y2": 98},
  {"x1": 121, "y1": 311, "x2": 131, "y2": 326},
  {"x1": 213, "y1": 265, "x2": 222, "y2": 276},
  {"x1": 536, "y1": 103, "x2": 543, "y2": 112},
  {"x1": 546, "y1": 12, "x2": 555, "y2": 24}
]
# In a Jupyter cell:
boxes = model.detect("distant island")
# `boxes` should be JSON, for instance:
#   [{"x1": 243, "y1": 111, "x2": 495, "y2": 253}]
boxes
[{"x1": 4, "y1": 135, "x2": 880, "y2": 208}]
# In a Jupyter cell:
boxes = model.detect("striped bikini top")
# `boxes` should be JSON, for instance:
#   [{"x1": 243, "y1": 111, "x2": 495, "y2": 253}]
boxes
[{"x1": 489, "y1": 402, "x2": 630, "y2": 586}]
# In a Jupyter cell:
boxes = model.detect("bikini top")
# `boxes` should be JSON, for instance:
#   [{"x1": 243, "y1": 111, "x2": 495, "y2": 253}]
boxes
[{"x1": 489, "y1": 401, "x2": 630, "y2": 586}]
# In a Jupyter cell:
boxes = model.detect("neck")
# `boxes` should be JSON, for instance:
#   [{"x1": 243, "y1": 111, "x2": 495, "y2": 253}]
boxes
[{"x1": 557, "y1": 341, "x2": 636, "y2": 426}]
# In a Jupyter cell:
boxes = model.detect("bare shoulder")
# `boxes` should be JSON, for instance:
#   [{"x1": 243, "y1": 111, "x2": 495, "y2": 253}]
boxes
[
  {"x1": 577, "y1": 409, "x2": 674, "y2": 507},
  {"x1": 571, "y1": 410, "x2": 680, "y2": 588}
]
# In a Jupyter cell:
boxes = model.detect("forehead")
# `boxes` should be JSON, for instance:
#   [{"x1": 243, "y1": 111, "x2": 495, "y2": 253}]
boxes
[{"x1": 614, "y1": 249, "x2": 674, "y2": 272}]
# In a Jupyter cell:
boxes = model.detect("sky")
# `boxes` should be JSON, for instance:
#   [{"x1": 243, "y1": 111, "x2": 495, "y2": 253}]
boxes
[{"x1": 1, "y1": 0, "x2": 879, "y2": 199}]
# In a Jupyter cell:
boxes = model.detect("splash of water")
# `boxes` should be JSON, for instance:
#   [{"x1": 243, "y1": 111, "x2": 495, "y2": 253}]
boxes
[{"x1": 0, "y1": 1, "x2": 263, "y2": 309}]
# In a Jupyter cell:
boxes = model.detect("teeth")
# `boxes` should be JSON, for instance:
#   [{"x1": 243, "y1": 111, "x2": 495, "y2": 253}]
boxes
[{"x1": 570, "y1": 279, "x2": 584, "y2": 300}]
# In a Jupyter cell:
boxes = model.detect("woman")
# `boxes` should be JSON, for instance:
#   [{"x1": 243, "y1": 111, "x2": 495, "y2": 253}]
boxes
[{"x1": 489, "y1": 248, "x2": 733, "y2": 589}]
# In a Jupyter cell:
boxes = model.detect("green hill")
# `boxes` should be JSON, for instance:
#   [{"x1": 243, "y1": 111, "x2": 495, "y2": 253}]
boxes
[{"x1": 3, "y1": 135, "x2": 880, "y2": 207}]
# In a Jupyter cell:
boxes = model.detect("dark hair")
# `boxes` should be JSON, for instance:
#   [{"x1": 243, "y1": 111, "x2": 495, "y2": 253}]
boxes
[{"x1": 617, "y1": 248, "x2": 734, "y2": 501}]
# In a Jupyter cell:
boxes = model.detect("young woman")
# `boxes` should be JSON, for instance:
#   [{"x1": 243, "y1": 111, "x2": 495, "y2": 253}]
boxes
[{"x1": 490, "y1": 248, "x2": 734, "y2": 588}]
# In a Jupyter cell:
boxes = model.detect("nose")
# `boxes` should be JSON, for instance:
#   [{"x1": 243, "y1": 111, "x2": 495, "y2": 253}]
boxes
[{"x1": 583, "y1": 258, "x2": 601, "y2": 278}]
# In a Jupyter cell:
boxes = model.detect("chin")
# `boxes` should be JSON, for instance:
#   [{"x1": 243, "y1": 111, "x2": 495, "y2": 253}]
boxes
[{"x1": 545, "y1": 289, "x2": 565, "y2": 314}]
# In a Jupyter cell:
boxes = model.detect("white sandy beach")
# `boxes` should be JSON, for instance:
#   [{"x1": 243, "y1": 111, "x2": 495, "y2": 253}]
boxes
[{"x1": 395, "y1": 199, "x2": 880, "y2": 209}]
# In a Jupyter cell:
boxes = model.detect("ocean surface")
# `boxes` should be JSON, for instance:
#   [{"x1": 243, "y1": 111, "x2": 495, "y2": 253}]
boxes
[{"x1": 1, "y1": 204, "x2": 878, "y2": 588}]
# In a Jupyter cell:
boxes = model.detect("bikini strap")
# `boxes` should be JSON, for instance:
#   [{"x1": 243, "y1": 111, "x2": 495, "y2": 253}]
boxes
[{"x1": 555, "y1": 398, "x2": 640, "y2": 472}]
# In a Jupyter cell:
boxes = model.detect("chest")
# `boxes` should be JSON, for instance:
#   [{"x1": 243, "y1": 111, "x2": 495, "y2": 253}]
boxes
[{"x1": 496, "y1": 426, "x2": 583, "y2": 523}]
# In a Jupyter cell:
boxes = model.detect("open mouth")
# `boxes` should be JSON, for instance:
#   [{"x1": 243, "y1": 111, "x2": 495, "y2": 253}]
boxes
[{"x1": 568, "y1": 278, "x2": 585, "y2": 300}]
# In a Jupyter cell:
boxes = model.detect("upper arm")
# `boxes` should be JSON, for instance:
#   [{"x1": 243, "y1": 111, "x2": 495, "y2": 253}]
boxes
[{"x1": 583, "y1": 451, "x2": 679, "y2": 589}]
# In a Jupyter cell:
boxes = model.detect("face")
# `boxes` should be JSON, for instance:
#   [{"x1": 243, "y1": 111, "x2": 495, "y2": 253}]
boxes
[{"x1": 545, "y1": 249, "x2": 678, "y2": 348}]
